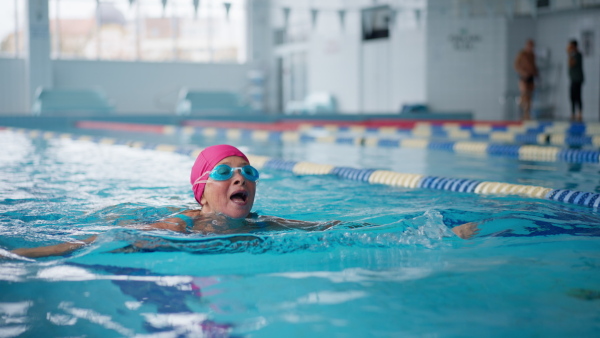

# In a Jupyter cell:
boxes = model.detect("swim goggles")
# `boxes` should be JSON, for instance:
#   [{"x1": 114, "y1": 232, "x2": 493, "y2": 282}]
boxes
[{"x1": 194, "y1": 164, "x2": 260, "y2": 185}]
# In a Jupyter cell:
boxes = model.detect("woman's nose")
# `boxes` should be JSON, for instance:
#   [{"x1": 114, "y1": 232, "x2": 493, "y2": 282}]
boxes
[{"x1": 232, "y1": 171, "x2": 246, "y2": 185}]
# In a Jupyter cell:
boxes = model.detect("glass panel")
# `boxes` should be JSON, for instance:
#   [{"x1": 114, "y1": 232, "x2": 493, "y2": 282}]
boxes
[
  {"x1": 49, "y1": 0, "x2": 98, "y2": 59},
  {"x1": 285, "y1": 6, "x2": 310, "y2": 44},
  {"x1": 0, "y1": 0, "x2": 25, "y2": 58},
  {"x1": 176, "y1": 0, "x2": 247, "y2": 63},
  {"x1": 138, "y1": 0, "x2": 174, "y2": 62},
  {"x1": 211, "y1": 0, "x2": 247, "y2": 63},
  {"x1": 97, "y1": 0, "x2": 137, "y2": 60},
  {"x1": 173, "y1": 0, "x2": 208, "y2": 62},
  {"x1": 45, "y1": 0, "x2": 248, "y2": 63}
]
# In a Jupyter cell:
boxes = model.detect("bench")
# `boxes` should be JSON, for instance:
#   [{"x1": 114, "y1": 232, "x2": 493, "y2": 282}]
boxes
[
  {"x1": 175, "y1": 88, "x2": 251, "y2": 115},
  {"x1": 32, "y1": 88, "x2": 115, "y2": 115}
]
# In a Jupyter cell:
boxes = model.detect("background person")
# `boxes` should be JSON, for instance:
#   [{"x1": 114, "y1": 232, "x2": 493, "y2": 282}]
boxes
[
  {"x1": 514, "y1": 39, "x2": 538, "y2": 121},
  {"x1": 567, "y1": 39, "x2": 584, "y2": 122}
]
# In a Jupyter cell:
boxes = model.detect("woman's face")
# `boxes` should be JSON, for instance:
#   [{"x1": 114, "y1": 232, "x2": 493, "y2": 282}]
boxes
[{"x1": 200, "y1": 156, "x2": 256, "y2": 219}]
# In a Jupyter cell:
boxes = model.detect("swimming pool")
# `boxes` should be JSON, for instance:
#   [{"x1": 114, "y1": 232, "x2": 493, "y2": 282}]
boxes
[{"x1": 1, "y1": 128, "x2": 599, "y2": 337}]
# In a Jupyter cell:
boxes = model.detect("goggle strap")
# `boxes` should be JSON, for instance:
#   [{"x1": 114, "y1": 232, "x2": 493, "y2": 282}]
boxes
[
  {"x1": 193, "y1": 179, "x2": 258, "y2": 186},
  {"x1": 193, "y1": 177, "x2": 210, "y2": 186}
]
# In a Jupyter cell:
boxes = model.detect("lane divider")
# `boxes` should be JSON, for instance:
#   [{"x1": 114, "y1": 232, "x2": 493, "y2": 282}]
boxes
[
  {"x1": 5, "y1": 126, "x2": 600, "y2": 211},
  {"x1": 303, "y1": 121, "x2": 600, "y2": 146},
  {"x1": 304, "y1": 120, "x2": 600, "y2": 135},
  {"x1": 75, "y1": 121, "x2": 600, "y2": 164},
  {"x1": 77, "y1": 120, "x2": 600, "y2": 148}
]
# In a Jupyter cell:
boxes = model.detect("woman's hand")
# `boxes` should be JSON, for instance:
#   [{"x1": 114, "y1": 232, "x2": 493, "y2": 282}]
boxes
[{"x1": 451, "y1": 222, "x2": 480, "y2": 239}]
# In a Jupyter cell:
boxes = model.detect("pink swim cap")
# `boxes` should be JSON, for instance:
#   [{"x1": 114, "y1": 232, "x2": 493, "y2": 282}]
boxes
[{"x1": 190, "y1": 144, "x2": 249, "y2": 204}]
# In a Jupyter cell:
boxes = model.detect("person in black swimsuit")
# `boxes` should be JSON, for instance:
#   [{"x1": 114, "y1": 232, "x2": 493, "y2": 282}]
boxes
[{"x1": 567, "y1": 40, "x2": 584, "y2": 122}]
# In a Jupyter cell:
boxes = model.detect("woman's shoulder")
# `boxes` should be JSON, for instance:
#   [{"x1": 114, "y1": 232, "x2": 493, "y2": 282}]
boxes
[
  {"x1": 181, "y1": 209, "x2": 203, "y2": 218},
  {"x1": 151, "y1": 209, "x2": 202, "y2": 232}
]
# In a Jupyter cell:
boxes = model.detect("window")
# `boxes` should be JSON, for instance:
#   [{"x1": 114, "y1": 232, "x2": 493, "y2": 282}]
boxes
[
  {"x1": 362, "y1": 5, "x2": 392, "y2": 41},
  {"x1": 47, "y1": 0, "x2": 247, "y2": 63},
  {"x1": 164, "y1": 0, "x2": 247, "y2": 63},
  {"x1": 49, "y1": 0, "x2": 99, "y2": 59},
  {"x1": 0, "y1": 0, "x2": 25, "y2": 58}
]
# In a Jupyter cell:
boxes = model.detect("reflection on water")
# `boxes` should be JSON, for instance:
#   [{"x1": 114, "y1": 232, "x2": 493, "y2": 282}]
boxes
[{"x1": 0, "y1": 301, "x2": 31, "y2": 337}]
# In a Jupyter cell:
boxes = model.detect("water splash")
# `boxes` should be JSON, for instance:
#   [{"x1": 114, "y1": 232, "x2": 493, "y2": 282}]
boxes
[{"x1": 97, "y1": 210, "x2": 456, "y2": 255}]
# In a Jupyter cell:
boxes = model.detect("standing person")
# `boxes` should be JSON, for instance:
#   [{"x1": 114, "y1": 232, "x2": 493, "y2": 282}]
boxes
[
  {"x1": 514, "y1": 39, "x2": 538, "y2": 121},
  {"x1": 567, "y1": 39, "x2": 584, "y2": 122}
]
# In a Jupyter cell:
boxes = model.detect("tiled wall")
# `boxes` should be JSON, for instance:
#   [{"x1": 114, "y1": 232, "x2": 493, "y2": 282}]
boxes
[{"x1": 427, "y1": 10, "x2": 508, "y2": 120}]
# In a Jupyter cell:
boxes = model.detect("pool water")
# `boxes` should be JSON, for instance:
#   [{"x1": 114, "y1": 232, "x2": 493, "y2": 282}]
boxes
[{"x1": 1, "y1": 130, "x2": 599, "y2": 337}]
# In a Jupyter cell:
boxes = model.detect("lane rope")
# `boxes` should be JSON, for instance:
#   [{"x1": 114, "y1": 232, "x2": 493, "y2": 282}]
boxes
[{"x1": 5, "y1": 127, "x2": 599, "y2": 210}]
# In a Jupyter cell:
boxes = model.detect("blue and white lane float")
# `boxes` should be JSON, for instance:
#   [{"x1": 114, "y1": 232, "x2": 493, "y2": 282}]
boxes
[
  {"x1": 302, "y1": 121, "x2": 600, "y2": 147},
  {"x1": 181, "y1": 125, "x2": 600, "y2": 164},
  {"x1": 71, "y1": 122, "x2": 600, "y2": 163}
]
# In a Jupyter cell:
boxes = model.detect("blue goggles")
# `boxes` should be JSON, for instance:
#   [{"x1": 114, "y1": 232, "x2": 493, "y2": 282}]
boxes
[{"x1": 204, "y1": 164, "x2": 260, "y2": 182}]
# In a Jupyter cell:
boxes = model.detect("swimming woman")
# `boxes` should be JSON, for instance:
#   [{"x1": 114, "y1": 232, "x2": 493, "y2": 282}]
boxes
[{"x1": 7, "y1": 144, "x2": 478, "y2": 258}]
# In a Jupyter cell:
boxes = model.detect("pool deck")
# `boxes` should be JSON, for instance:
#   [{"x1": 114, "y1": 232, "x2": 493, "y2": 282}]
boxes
[{"x1": 0, "y1": 111, "x2": 480, "y2": 131}]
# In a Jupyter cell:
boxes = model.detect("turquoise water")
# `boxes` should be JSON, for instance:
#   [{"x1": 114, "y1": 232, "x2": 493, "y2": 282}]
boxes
[{"x1": 1, "y1": 130, "x2": 600, "y2": 337}]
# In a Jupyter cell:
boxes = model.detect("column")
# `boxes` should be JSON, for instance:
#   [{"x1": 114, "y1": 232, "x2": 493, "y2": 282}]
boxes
[{"x1": 25, "y1": 0, "x2": 53, "y2": 113}]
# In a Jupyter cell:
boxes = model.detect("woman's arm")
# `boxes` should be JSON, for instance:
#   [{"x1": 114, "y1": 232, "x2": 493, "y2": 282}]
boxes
[
  {"x1": 8, "y1": 218, "x2": 185, "y2": 259},
  {"x1": 266, "y1": 215, "x2": 480, "y2": 239},
  {"x1": 8, "y1": 211, "x2": 199, "y2": 259},
  {"x1": 262, "y1": 216, "x2": 341, "y2": 231},
  {"x1": 10, "y1": 235, "x2": 98, "y2": 258},
  {"x1": 263, "y1": 215, "x2": 481, "y2": 240}
]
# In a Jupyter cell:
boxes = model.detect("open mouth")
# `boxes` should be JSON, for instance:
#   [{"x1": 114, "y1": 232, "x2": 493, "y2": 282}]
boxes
[{"x1": 230, "y1": 190, "x2": 248, "y2": 204}]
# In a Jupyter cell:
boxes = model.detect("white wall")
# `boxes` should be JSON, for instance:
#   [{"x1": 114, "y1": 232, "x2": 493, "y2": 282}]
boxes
[
  {"x1": 274, "y1": 0, "x2": 427, "y2": 114},
  {"x1": 308, "y1": 10, "x2": 361, "y2": 112},
  {"x1": 362, "y1": 40, "x2": 393, "y2": 112},
  {"x1": 53, "y1": 60, "x2": 251, "y2": 114},
  {"x1": 426, "y1": 4, "x2": 508, "y2": 120},
  {"x1": 390, "y1": 25, "x2": 427, "y2": 111},
  {"x1": 536, "y1": 8, "x2": 600, "y2": 121}
]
